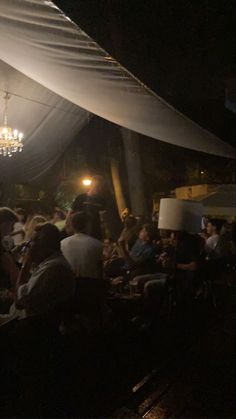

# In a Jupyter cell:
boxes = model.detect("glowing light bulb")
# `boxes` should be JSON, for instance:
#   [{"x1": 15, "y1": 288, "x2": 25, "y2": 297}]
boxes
[{"x1": 82, "y1": 178, "x2": 92, "y2": 187}]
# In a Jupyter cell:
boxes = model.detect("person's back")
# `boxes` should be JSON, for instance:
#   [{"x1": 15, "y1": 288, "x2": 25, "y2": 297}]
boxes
[
  {"x1": 61, "y1": 233, "x2": 103, "y2": 278},
  {"x1": 61, "y1": 212, "x2": 103, "y2": 279},
  {"x1": 18, "y1": 252, "x2": 75, "y2": 317}
]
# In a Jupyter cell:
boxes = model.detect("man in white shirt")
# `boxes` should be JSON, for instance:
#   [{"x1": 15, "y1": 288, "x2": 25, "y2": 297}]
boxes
[
  {"x1": 205, "y1": 219, "x2": 224, "y2": 259},
  {"x1": 61, "y1": 212, "x2": 103, "y2": 279},
  {"x1": 16, "y1": 223, "x2": 75, "y2": 318}
]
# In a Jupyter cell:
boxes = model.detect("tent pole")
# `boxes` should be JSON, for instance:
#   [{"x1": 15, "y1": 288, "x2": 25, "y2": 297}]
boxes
[
  {"x1": 110, "y1": 158, "x2": 127, "y2": 219},
  {"x1": 121, "y1": 127, "x2": 147, "y2": 218}
]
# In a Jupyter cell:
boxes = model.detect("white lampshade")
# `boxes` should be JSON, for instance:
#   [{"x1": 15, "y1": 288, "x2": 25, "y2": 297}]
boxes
[{"x1": 158, "y1": 198, "x2": 203, "y2": 233}]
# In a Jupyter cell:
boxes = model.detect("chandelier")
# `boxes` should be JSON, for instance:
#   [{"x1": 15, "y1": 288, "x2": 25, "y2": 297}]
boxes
[{"x1": 0, "y1": 93, "x2": 24, "y2": 157}]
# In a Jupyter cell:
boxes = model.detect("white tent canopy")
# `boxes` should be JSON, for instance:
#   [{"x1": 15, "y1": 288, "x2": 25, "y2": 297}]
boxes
[{"x1": 0, "y1": 0, "x2": 235, "y2": 182}]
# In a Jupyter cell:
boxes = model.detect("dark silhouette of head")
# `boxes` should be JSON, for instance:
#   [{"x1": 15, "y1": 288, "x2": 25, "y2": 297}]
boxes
[
  {"x1": 71, "y1": 211, "x2": 90, "y2": 234},
  {"x1": 0, "y1": 207, "x2": 18, "y2": 238},
  {"x1": 30, "y1": 222, "x2": 61, "y2": 264}
]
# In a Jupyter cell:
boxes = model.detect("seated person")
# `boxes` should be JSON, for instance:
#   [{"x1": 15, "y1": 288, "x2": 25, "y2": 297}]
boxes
[
  {"x1": 205, "y1": 218, "x2": 225, "y2": 260},
  {"x1": 15, "y1": 223, "x2": 75, "y2": 318},
  {"x1": 61, "y1": 211, "x2": 103, "y2": 279},
  {"x1": 201, "y1": 221, "x2": 234, "y2": 284},
  {"x1": 107, "y1": 224, "x2": 158, "y2": 282},
  {"x1": 129, "y1": 236, "x2": 172, "y2": 295},
  {"x1": 103, "y1": 238, "x2": 117, "y2": 262},
  {"x1": 138, "y1": 232, "x2": 201, "y2": 295}
]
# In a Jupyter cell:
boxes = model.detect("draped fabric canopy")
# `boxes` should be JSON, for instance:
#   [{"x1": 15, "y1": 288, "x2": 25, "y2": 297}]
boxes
[
  {"x1": 0, "y1": 0, "x2": 235, "y2": 182},
  {"x1": 0, "y1": 60, "x2": 89, "y2": 182}
]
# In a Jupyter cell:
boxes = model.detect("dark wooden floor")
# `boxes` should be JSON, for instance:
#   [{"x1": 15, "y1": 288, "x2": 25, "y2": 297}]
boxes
[{"x1": 114, "y1": 281, "x2": 236, "y2": 419}]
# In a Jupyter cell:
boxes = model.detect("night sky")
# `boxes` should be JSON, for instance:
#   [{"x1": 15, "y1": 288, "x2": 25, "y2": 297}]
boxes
[{"x1": 55, "y1": 0, "x2": 236, "y2": 147}]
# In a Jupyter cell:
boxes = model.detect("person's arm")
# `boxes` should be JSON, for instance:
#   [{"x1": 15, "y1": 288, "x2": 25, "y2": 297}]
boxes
[
  {"x1": 11, "y1": 241, "x2": 28, "y2": 259},
  {"x1": 17, "y1": 266, "x2": 75, "y2": 314},
  {"x1": 14, "y1": 251, "x2": 32, "y2": 303},
  {"x1": 17, "y1": 253, "x2": 32, "y2": 286},
  {"x1": 177, "y1": 261, "x2": 197, "y2": 271},
  {"x1": 118, "y1": 239, "x2": 135, "y2": 267},
  {"x1": 16, "y1": 268, "x2": 47, "y2": 312},
  {"x1": 10, "y1": 229, "x2": 25, "y2": 237}
]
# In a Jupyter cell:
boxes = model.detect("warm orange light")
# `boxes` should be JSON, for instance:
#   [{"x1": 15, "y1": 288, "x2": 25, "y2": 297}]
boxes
[{"x1": 82, "y1": 178, "x2": 92, "y2": 187}]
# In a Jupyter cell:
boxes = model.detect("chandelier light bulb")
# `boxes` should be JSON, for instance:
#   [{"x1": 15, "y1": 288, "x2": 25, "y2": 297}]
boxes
[{"x1": 0, "y1": 93, "x2": 24, "y2": 157}]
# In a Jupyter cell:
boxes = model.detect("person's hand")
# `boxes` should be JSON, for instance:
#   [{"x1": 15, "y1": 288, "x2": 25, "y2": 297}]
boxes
[
  {"x1": 14, "y1": 241, "x2": 28, "y2": 253},
  {"x1": 176, "y1": 261, "x2": 197, "y2": 271},
  {"x1": 159, "y1": 252, "x2": 167, "y2": 261},
  {"x1": 121, "y1": 208, "x2": 129, "y2": 221},
  {"x1": 158, "y1": 252, "x2": 170, "y2": 269}
]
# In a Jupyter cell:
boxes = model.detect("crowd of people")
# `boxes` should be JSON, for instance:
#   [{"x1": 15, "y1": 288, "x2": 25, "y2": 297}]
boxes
[{"x1": 0, "y1": 176, "x2": 236, "y2": 334}]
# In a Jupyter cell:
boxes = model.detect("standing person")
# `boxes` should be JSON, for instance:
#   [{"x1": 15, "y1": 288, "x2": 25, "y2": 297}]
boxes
[
  {"x1": 70, "y1": 176, "x2": 107, "y2": 240},
  {"x1": 61, "y1": 212, "x2": 105, "y2": 333},
  {"x1": 61, "y1": 212, "x2": 103, "y2": 279}
]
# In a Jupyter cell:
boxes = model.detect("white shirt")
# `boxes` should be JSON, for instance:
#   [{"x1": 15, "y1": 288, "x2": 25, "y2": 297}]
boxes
[
  {"x1": 13, "y1": 222, "x2": 25, "y2": 246},
  {"x1": 17, "y1": 252, "x2": 75, "y2": 317},
  {"x1": 205, "y1": 234, "x2": 220, "y2": 258},
  {"x1": 61, "y1": 233, "x2": 103, "y2": 279}
]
